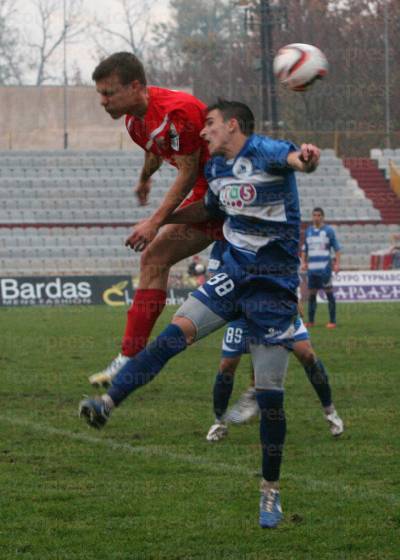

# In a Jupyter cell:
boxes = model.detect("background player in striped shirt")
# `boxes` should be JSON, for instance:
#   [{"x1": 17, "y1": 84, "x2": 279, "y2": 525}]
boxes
[{"x1": 301, "y1": 207, "x2": 341, "y2": 328}]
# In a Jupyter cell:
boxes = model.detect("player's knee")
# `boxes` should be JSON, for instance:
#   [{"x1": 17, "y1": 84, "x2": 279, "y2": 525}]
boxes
[
  {"x1": 252, "y1": 345, "x2": 288, "y2": 391},
  {"x1": 174, "y1": 295, "x2": 226, "y2": 341},
  {"x1": 295, "y1": 345, "x2": 316, "y2": 368},
  {"x1": 219, "y1": 357, "x2": 239, "y2": 376},
  {"x1": 255, "y1": 376, "x2": 285, "y2": 392},
  {"x1": 171, "y1": 316, "x2": 197, "y2": 345},
  {"x1": 326, "y1": 290, "x2": 335, "y2": 302},
  {"x1": 140, "y1": 247, "x2": 171, "y2": 267}
]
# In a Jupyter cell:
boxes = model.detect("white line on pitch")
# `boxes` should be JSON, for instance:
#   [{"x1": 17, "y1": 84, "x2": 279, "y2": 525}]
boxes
[{"x1": 1, "y1": 414, "x2": 398, "y2": 506}]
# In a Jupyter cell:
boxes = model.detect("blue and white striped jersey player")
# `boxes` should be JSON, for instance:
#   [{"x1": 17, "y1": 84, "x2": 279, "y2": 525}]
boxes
[
  {"x1": 205, "y1": 240, "x2": 343, "y2": 442},
  {"x1": 301, "y1": 207, "x2": 341, "y2": 328},
  {"x1": 79, "y1": 99, "x2": 321, "y2": 529}
]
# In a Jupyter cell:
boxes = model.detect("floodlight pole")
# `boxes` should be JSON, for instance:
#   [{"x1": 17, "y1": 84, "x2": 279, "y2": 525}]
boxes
[
  {"x1": 63, "y1": 0, "x2": 69, "y2": 150},
  {"x1": 229, "y1": 1, "x2": 251, "y2": 100},
  {"x1": 228, "y1": 9, "x2": 233, "y2": 98},
  {"x1": 260, "y1": 0, "x2": 278, "y2": 135},
  {"x1": 260, "y1": 0, "x2": 269, "y2": 130},
  {"x1": 383, "y1": 0, "x2": 391, "y2": 149}
]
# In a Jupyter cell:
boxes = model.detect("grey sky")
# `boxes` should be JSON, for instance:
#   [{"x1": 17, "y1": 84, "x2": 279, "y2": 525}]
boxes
[{"x1": 22, "y1": 0, "x2": 172, "y2": 84}]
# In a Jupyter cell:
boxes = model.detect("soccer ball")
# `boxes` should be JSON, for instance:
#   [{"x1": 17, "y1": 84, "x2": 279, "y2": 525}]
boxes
[{"x1": 273, "y1": 43, "x2": 328, "y2": 92}]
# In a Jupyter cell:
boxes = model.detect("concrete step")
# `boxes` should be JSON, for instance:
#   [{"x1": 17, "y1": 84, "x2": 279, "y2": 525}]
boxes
[{"x1": 343, "y1": 157, "x2": 400, "y2": 224}]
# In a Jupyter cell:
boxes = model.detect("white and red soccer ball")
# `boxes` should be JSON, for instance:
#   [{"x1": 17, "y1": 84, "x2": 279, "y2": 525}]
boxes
[{"x1": 273, "y1": 43, "x2": 328, "y2": 92}]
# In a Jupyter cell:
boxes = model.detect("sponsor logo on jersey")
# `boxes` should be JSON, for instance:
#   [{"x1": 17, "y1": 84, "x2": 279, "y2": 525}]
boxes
[
  {"x1": 220, "y1": 183, "x2": 257, "y2": 208},
  {"x1": 263, "y1": 327, "x2": 280, "y2": 339}
]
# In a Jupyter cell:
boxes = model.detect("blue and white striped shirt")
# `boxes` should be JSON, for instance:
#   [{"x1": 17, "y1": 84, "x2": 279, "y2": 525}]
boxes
[
  {"x1": 204, "y1": 133, "x2": 300, "y2": 295},
  {"x1": 303, "y1": 225, "x2": 340, "y2": 276}
]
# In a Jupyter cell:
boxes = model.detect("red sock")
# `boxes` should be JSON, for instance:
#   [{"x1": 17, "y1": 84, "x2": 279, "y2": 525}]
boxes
[{"x1": 122, "y1": 289, "x2": 167, "y2": 357}]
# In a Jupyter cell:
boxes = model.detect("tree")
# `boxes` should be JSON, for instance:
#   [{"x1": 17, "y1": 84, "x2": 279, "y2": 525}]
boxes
[
  {"x1": 28, "y1": 0, "x2": 87, "y2": 85},
  {"x1": 91, "y1": 0, "x2": 159, "y2": 59},
  {"x1": 0, "y1": 0, "x2": 23, "y2": 84},
  {"x1": 151, "y1": 0, "x2": 253, "y2": 102}
]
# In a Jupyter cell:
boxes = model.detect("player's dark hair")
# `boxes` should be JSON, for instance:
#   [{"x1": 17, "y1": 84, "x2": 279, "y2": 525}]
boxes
[
  {"x1": 92, "y1": 52, "x2": 147, "y2": 86},
  {"x1": 313, "y1": 207, "x2": 325, "y2": 216},
  {"x1": 207, "y1": 99, "x2": 255, "y2": 136}
]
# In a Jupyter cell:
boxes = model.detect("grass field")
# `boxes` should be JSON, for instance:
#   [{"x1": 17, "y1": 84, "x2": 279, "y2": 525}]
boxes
[{"x1": 1, "y1": 302, "x2": 399, "y2": 559}]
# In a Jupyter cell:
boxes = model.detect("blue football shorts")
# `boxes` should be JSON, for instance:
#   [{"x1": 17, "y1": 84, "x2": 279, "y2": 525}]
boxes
[
  {"x1": 192, "y1": 267, "x2": 298, "y2": 347},
  {"x1": 221, "y1": 316, "x2": 309, "y2": 357},
  {"x1": 307, "y1": 272, "x2": 333, "y2": 290}
]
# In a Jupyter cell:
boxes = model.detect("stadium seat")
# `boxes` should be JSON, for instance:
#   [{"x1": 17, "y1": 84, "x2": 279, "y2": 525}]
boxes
[
  {"x1": 0, "y1": 149, "x2": 392, "y2": 276},
  {"x1": 321, "y1": 149, "x2": 336, "y2": 157},
  {"x1": 370, "y1": 148, "x2": 382, "y2": 159}
]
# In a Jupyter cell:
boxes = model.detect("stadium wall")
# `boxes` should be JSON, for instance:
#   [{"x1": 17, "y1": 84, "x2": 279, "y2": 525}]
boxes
[
  {"x1": 1, "y1": 86, "x2": 397, "y2": 155},
  {"x1": 0, "y1": 85, "x2": 189, "y2": 151}
]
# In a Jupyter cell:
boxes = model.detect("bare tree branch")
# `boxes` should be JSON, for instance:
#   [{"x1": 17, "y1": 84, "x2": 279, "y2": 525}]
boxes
[
  {"x1": 91, "y1": 0, "x2": 157, "y2": 58},
  {"x1": 0, "y1": 0, "x2": 24, "y2": 84},
  {"x1": 28, "y1": 0, "x2": 87, "y2": 85}
]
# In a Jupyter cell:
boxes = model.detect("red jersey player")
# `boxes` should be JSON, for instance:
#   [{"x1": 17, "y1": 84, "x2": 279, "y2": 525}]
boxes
[{"x1": 89, "y1": 52, "x2": 221, "y2": 387}]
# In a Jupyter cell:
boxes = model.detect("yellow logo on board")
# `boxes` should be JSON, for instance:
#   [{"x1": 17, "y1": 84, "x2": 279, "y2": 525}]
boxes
[{"x1": 102, "y1": 281, "x2": 129, "y2": 307}]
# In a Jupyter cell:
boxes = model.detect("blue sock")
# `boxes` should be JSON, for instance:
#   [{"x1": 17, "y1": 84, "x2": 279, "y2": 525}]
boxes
[
  {"x1": 213, "y1": 372, "x2": 234, "y2": 420},
  {"x1": 308, "y1": 293, "x2": 317, "y2": 322},
  {"x1": 304, "y1": 359, "x2": 332, "y2": 408},
  {"x1": 327, "y1": 292, "x2": 336, "y2": 323},
  {"x1": 107, "y1": 324, "x2": 187, "y2": 406},
  {"x1": 256, "y1": 390, "x2": 286, "y2": 482}
]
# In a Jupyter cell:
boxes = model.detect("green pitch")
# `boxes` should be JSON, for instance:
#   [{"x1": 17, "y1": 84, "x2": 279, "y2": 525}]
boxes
[{"x1": 1, "y1": 303, "x2": 399, "y2": 559}]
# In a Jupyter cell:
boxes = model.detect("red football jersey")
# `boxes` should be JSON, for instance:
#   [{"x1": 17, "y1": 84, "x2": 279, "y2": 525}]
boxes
[{"x1": 125, "y1": 86, "x2": 209, "y2": 198}]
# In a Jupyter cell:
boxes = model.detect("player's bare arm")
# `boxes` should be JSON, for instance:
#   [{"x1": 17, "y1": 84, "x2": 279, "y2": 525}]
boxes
[
  {"x1": 288, "y1": 143, "x2": 320, "y2": 173},
  {"x1": 135, "y1": 152, "x2": 163, "y2": 206},
  {"x1": 151, "y1": 150, "x2": 201, "y2": 224},
  {"x1": 333, "y1": 251, "x2": 341, "y2": 273},
  {"x1": 300, "y1": 251, "x2": 308, "y2": 272},
  {"x1": 125, "y1": 149, "x2": 201, "y2": 251}
]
